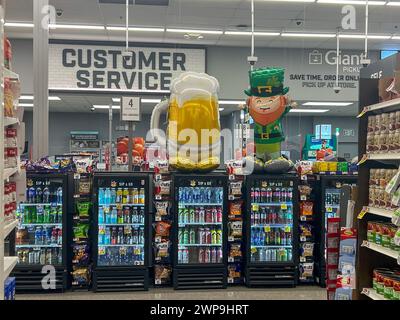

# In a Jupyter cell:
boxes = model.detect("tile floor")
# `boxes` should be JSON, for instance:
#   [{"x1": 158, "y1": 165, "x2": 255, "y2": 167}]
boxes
[{"x1": 17, "y1": 285, "x2": 326, "y2": 300}]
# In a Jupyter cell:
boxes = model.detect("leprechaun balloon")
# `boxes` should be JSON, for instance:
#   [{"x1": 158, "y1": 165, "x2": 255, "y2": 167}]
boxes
[{"x1": 244, "y1": 67, "x2": 296, "y2": 173}]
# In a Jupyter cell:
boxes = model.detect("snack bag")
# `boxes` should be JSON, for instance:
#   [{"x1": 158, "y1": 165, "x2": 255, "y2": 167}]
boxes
[
  {"x1": 154, "y1": 241, "x2": 170, "y2": 261},
  {"x1": 229, "y1": 181, "x2": 243, "y2": 196},
  {"x1": 300, "y1": 242, "x2": 314, "y2": 257},
  {"x1": 154, "y1": 265, "x2": 172, "y2": 284},
  {"x1": 300, "y1": 202, "x2": 313, "y2": 216},
  {"x1": 392, "y1": 208, "x2": 400, "y2": 226},
  {"x1": 154, "y1": 201, "x2": 170, "y2": 217},
  {"x1": 155, "y1": 180, "x2": 171, "y2": 196},
  {"x1": 299, "y1": 262, "x2": 314, "y2": 279},
  {"x1": 77, "y1": 202, "x2": 90, "y2": 217},
  {"x1": 229, "y1": 221, "x2": 242, "y2": 238},
  {"x1": 229, "y1": 243, "x2": 242, "y2": 258},
  {"x1": 74, "y1": 223, "x2": 89, "y2": 239},
  {"x1": 298, "y1": 185, "x2": 312, "y2": 196},
  {"x1": 229, "y1": 201, "x2": 243, "y2": 216},
  {"x1": 154, "y1": 221, "x2": 171, "y2": 237},
  {"x1": 72, "y1": 267, "x2": 89, "y2": 285}
]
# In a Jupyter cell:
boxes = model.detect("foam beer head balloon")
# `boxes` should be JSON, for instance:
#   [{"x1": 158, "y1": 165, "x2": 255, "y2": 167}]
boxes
[{"x1": 150, "y1": 72, "x2": 221, "y2": 172}]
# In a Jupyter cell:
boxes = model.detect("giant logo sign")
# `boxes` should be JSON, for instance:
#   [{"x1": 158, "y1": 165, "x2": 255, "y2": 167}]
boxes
[{"x1": 49, "y1": 43, "x2": 206, "y2": 91}]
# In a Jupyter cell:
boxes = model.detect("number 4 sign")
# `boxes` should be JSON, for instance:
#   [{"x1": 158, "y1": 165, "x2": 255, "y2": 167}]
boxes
[{"x1": 121, "y1": 97, "x2": 141, "y2": 122}]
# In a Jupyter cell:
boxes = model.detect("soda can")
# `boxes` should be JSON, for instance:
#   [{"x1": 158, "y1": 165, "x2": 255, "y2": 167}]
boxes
[
  {"x1": 198, "y1": 248, "x2": 204, "y2": 263},
  {"x1": 211, "y1": 248, "x2": 217, "y2": 263}
]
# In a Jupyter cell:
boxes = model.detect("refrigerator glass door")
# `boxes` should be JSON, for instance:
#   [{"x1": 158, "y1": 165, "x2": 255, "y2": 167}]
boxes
[
  {"x1": 16, "y1": 177, "x2": 65, "y2": 266},
  {"x1": 177, "y1": 186, "x2": 224, "y2": 265},
  {"x1": 97, "y1": 178, "x2": 146, "y2": 267},
  {"x1": 249, "y1": 179, "x2": 294, "y2": 263}
]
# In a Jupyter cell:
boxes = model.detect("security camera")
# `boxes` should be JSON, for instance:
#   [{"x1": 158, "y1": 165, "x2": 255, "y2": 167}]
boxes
[
  {"x1": 247, "y1": 56, "x2": 258, "y2": 66},
  {"x1": 295, "y1": 19, "x2": 303, "y2": 26},
  {"x1": 333, "y1": 86, "x2": 341, "y2": 94},
  {"x1": 361, "y1": 58, "x2": 371, "y2": 68},
  {"x1": 90, "y1": 106, "x2": 95, "y2": 112},
  {"x1": 56, "y1": 9, "x2": 63, "y2": 17}
]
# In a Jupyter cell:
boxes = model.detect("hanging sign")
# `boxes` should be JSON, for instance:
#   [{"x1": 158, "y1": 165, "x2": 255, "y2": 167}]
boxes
[{"x1": 121, "y1": 97, "x2": 140, "y2": 122}]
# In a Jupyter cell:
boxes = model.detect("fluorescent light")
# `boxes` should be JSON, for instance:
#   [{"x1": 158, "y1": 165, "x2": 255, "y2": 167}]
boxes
[
  {"x1": 113, "y1": 98, "x2": 121, "y2": 102},
  {"x1": 142, "y1": 99, "x2": 162, "y2": 103},
  {"x1": 260, "y1": 0, "x2": 316, "y2": 2},
  {"x1": 93, "y1": 105, "x2": 120, "y2": 110},
  {"x1": 289, "y1": 109, "x2": 329, "y2": 113},
  {"x1": 387, "y1": 1, "x2": 400, "y2": 5},
  {"x1": 339, "y1": 34, "x2": 391, "y2": 39},
  {"x1": 303, "y1": 101, "x2": 353, "y2": 106},
  {"x1": 317, "y1": 0, "x2": 386, "y2": 5},
  {"x1": 49, "y1": 24, "x2": 105, "y2": 30},
  {"x1": 224, "y1": 31, "x2": 280, "y2": 36},
  {"x1": 219, "y1": 100, "x2": 246, "y2": 105},
  {"x1": 106, "y1": 26, "x2": 165, "y2": 32},
  {"x1": 49, "y1": 88, "x2": 170, "y2": 94},
  {"x1": 5, "y1": 22, "x2": 34, "y2": 28},
  {"x1": 166, "y1": 28, "x2": 223, "y2": 35},
  {"x1": 19, "y1": 103, "x2": 34, "y2": 107},
  {"x1": 392, "y1": 36, "x2": 400, "y2": 40},
  {"x1": 281, "y1": 32, "x2": 336, "y2": 38},
  {"x1": 19, "y1": 95, "x2": 61, "y2": 101}
]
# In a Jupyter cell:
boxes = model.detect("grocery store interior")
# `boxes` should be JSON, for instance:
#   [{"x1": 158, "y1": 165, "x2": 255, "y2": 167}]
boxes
[{"x1": 1, "y1": 0, "x2": 400, "y2": 302}]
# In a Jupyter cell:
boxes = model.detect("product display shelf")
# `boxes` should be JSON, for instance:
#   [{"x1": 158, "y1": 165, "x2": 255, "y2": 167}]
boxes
[
  {"x1": 227, "y1": 174, "x2": 245, "y2": 286},
  {"x1": 3, "y1": 167, "x2": 18, "y2": 181},
  {"x1": 361, "y1": 287, "x2": 388, "y2": 300},
  {"x1": 361, "y1": 241, "x2": 400, "y2": 261},
  {"x1": 355, "y1": 56, "x2": 400, "y2": 300},
  {"x1": 3, "y1": 219, "x2": 18, "y2": 239},
  {"x1": 365, "y1": 206, "x2": 395, "y2": 219},
  {"x1": 3, "y1": 257, "x2": 18, "y2": 281},
  {"x1": 3, "y1": 67, "x2": 19, "y2": 80},
  {"x1": 4, "y1": 117, "x2": 18, "y2": 127}
]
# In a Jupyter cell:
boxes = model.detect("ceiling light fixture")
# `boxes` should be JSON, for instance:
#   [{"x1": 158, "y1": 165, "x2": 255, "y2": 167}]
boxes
[
  {"x1": 303, "y1": 101, "x2": 353, "y2": 106},
  {"x1": 392, "y1": 36, "x2": 400, "y2": 39},
  {"x1": 4, "y1": 22, "x2": 34, "y2": 28},
  {"x1": 142, "y1": 99, "x2": 162, "y2": 103},
  {"x1": 339, "y1": 34, "x2": 391, "y2": 39},
  {"x1": 49, "y1": 24, "x2": 105, "y2": 30},
  {"x1": 281, "y1": 32, "x2": 336, "y2": 38},
  {"x1": 317, "y1": 0, "x2": 386, "y2": 5},
  {"x1": 259, "y1": 0, "x2": 316, "y2": 2},
  {"x1": 387, "y1": 1, "x2": 400, "y2": 5},
  {"x1": 18, "y1": 103, "x2": 34, "y2": 107},
  {"x1": 93, "y1": 105, "x2": 121, "y2": 110},
  {"x1": 289, "y1": 109, "x2": 330, "y2": 113},
  {"x1": 166, "y1": 28, "x2": 223, "y2": 35},
  {"x1": 106, "y1": 26, "x2": 165, "y2": 32},
  {"x1": 19, "y1": 95, "x2": 61, "y2": 101},
  {"x1": 49, "y1": 88, "x2": 170, "y2": 94},
  {"x1": 219, "y1": 108, "x2": 225, "y2": 111},
  {"x1": 219, "y1": 100, "x2": 247, "y2": 105},
  {"x1": 224, "y1": 31, "x2": 280, "y2": 36}
]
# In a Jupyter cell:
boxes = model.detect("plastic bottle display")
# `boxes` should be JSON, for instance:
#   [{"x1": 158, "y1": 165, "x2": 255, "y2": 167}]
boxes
[
  {"x1": 249, "y1": 180, "x2": 294, "y2": 263},
  {"x1": 16, "y1": 180, "x2": 64, "y2": 265},
  {"x1": 177, "y1": 186, "x2": 224, "y2": 264},
  {"x1": 97, "y1": 182, "x2": 146, "y2": 266}
]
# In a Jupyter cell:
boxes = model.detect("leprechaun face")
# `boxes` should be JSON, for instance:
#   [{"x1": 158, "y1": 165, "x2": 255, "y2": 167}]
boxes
[{"x1": 247, "y1": 95, "x2": 286, "y2": 126}]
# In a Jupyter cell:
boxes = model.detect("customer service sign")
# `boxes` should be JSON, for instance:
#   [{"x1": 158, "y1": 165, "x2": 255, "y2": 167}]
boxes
[{"x1": 49, "y1": 43, "x2": 206, "y2": 91}]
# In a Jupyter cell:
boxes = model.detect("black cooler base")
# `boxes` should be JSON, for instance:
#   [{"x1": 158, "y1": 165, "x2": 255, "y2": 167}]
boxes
[
  {"x1": 245, "y1": 265, "x2": 297, "y2": 287},
  {"x1": 12, "y1": 267, "x2": 67, "y2": 293},
  {"x1": 173, "y1": 267, "x2": 227, "y2": 290},
  {"x1": 93, "y1": 268, "x2": 148, "y2": 292}
]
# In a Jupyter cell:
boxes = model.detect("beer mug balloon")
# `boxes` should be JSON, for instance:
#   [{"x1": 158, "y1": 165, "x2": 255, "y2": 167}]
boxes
[{"x1": 150, "y1": 72, "x2": 221, "y2": 172}]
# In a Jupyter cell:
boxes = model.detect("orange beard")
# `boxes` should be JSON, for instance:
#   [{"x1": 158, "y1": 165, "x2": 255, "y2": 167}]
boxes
[{"x1": 248, "y1": 95, "x2": 287, "y2": 126}]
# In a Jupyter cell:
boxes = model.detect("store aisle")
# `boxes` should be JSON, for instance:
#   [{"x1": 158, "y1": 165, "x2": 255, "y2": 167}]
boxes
[{"x1": 17, "y1": 286, "x2": 326, "y2": 300}]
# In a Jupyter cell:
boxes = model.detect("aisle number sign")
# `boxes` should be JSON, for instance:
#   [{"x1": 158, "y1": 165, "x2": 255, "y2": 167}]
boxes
[{"x1": 121, "y1": 97, "x2": 141, "y2": 122}]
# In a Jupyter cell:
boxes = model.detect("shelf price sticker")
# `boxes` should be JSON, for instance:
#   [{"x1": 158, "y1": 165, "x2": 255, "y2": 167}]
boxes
[
  {"x1": 357, "y1": 206, "x2": 369, "y2": 220},
  {"x1": 98, "y1": 247, "x2": 106, "y2": 255},
  {"x1": 228, "y1": 195, "x2": 235, "y2": 201},
  {"x1": 228, "y1": 278, "x2": 234, "y2": 284},
  {"x1": 155, "y1": 279, "x2": 162, "y2": 285},
  {"x1": 251, "y1": 247, "x2": 257, "y2": 254},
  {"x1": 284, "y1": 226, "x2": 291, "y2": 233},
  {"x1": 264, "y1": 225, "x2": 271, "y2": 232},
  {"x1": 300, "y1": 236, "x2": 307, "y2": 242},
  {"x1": 301, "y1": 175, "x2": 307, "y2": 181},
  {"x1": 155, "y1": 195, "x2": 162, "y2": 200},
  {"x1": 228, "y1": 236, "x2": 235, "y2": 242},
  {"x1": 252, "y1": 204, "x2": 259, "y2": 211},
  {"x1": 74, "y1": 173, "x2": 81, "y2": 180},
  {"x1": 281, "y1": 203, "x2": 288, "y2": 210},
  {"x1": 357, "y1": 154, "x2": 369, "y2": 166},
  {"x1": 300, "y1": 216, "x2": 307, "y2": 222},
  {"x1": 229, "y1": 174, "x2": 235, "y2": 181},
  {"x1": 228, "y1": 257, "x2": 234, "y2": 263},
  {"x1": 300, "y1": 195, "x2": 307, "y2": 201},
  {"x1": 300, "y1": 257, "x2": 306, "y2": 263},
  {"x1": 155, "y1": 215, "x2": 162, "y2": 222},
  {"x1": 155, "y1": 236, "x2": 162, "y2": 243}
]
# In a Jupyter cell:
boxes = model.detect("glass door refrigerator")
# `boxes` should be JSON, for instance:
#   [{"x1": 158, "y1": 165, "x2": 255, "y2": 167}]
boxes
[
  {"x1": 245, "y1": 174, "x2": 299, "y2": 287},
  {"x1": 172, "y1": 173, "x2": 228, "y2": 289},
  {"x1": 92, "y1": 172, "x2": 151, "y2": 292},
  {"x1": 11, "y1": 173, "x2": 69, "y2": 292},
  {"x1": 315, "y1": 175, "x2": 358, "y2": 287}
]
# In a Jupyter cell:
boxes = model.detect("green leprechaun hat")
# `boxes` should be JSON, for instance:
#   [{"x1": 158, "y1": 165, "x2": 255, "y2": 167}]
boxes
[{"x1": 244, "y1": 67, "x2": 289, "y2": 97}]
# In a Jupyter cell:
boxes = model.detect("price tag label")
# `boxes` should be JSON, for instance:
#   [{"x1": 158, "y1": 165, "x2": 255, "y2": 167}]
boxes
[
  {"x1": 252, "y1": 204, "x2": 259, "y2": 211},
  {"x1": 228, "y1": 195, "x2": 235, "y2": 201},
  {"x1": 251, "y1": 247, "x2": 257, "y2": 254},
  {"x1": 228, "y1": 257, "x2": 234, "y2": 263},
  {"x1": 228, "y1": 278, "x2": 234, "y2": 284},
  {"x1": 73, "y1": 194, "x2": 80, "y2": 199},
  {"x1": 281, "y1": 203, "x2": 288, "y2": 210},
  {"x1": 300, "y1": 257, "x2": 306, "y2": 263},
  {"x1": 155, "y1": 215, "x2": 162, "y2": 222},
  {"x1": 264, "y1": 225, "x2": 271, "y2": 232},
  {"x1": 155, "y1": 195, "x2": 162, "y2": 200},
  {"x1": 357, "y1": 107, "x2": 368, "y2": 118},
  {"x1": 330, "y1": 172, "x2": 337, "y2": 175},
  {"x1": 229, "y1": 174, "x2": 235, "y2": 181},
  {"x1": 357, "y1": 206, "x2": 369, "y2": 220},
  {"x1": 301, "y1": 175, "x2": 307, "y2": 181},
  {"x1": 134, "y1": 248, "x2": 141, "y2": 255},
  {"x1": 155, "y1": 236, "x2": 162, "y2": 243},
  {"x1": 228, "y1": 236, "x2": 235, "y2": 242},
  {"x1": 74, "y1": 173, "x2": 81, "y2": 180},
  {"x1": 300, "y1": 195, "x2": 307, "y2": 201},
  {"x1": 300, "y1": 236, "x2": 307, "y2": 242},
  {"x1": 155, "y1": 279, "x2": 162, "y2": 285},
  {"x1": 284, "y1": 226, "x2": 291, "y2": 233},
  {"x1": 326, "y1": 207, "x2": 333, "y2": 213},
  {"x1": 300, "y1": 216, "x2": 307, "y2": 222},
  {"x1": 155, "y1": 174, "x2": 162, "y2": 181},
  {"x1": 116, "y1": 204, "x2": 122, "y2": 210}
]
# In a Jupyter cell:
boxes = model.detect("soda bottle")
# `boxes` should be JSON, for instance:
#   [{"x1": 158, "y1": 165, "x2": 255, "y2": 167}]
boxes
[
  {"x1": 199, "y1": 207, "x2": 205, "y2": 223},
  {"x1": 287, "y1": 188, "x2": 293, "y2": 201},
  {"x1": 274, "y1": 187, "x2": 281, "y2": 203},
  {"x1": 110, "y1": 188, "x2": 116, "y2": 204},
  {"x1": 189, "y1": 228, "x2": 196, "y2": 244},
  {"x1": 35, "y1": 205, "x2": 42, "y2": 224},
  {"x1": 261, "y1": 187, "x2": 267, "y2": 203},
  {"x1": 98, "y1": 207, "x2": 104, "y2": 224},
  {"x1": 43, "y1": 187, "x2": 50, "y2": 203},
  {"x1": 254, "y1": 208, "x2": 260, "y2": 225},
  {"x1": 198, "y1": 228, "x2": 204, "y2": 244},
  {"x1": 287, "y1": 249, "x2": 292, "y2": 261},
  {"x1": 189, "y1": 207, "x2": 195, "y2": 223},
  {"x1": 250, "y1": 187, "x2": 255, "y2": 203},
  {"x1": 178, "y1": 228, "x2": 183, "y2": 244},
  {"x1": 98, "y1": 226, "x2": 105, "y2": 245},
  {"x1": 198, "y1": 248, "x2": 204, "y2": 263},
  {"x1": 28, "y1": 187, "x2": 36, "y2": 204},
  {"x1": 265, "y1": 231, "x2": 270, "y2": 245},
  {"x1": 178, "y1": 249, "x2": 183, "y2": 263},
  {"x1": 133, "y1": 227, "x2": 139, "y2": 244},
  {"x1": 216, "y1": 229, "x2": 222, "y2": 244},
  {"x1": 281, "y1": 230, "x2": 286, "y2": 246},
  {"x1": 260, "y1": 230, "x2": 265, "y2": 245},
  {"x1": 275, "y1": 230, "x2": 281, "y2": 245},
  {"x1": 98, "y1": 188, "x2": 105, "y2": 205},
  {"x1": 260, "y1": 248, "x2": 265, "y2": 261},
  {"x1": 184, "y1": 249, "x2": 189, "y2": 264},
  {"x1": 117, "y1": 209, "x2": 123, "y2": 224},
  {"x1": 120, "y1": 188, "x2": 127, "y2": 204},
  {"x1": 251, "y1": 211, "x2": 255, "y2": 226},
  {"x1": 184, "y1": 208, "x2": 189, "y2": 223},
  {"x1": 206, "y1": 228, "x2": 212, "y2": 244},
  {"x1": 281, "y1": 187, "x2": 287, "y2": 202},
  {"x1": 194, "y1": 207, "x2": 199, "y2": 223},
  {"x1": 266, "y1": 187, "x2": 273, "y2": 203},
  {"x1": 204, "y1": 248, "x2": 210, "y2": 263},
  {"x1": 211, "y1": 228, "x2": 217, "y2": 244},
  {"x1": 178, "y1": 208, "x2": 184, "y2": 224},
  {"x1": 286, "y1": 207, "x2": 293, "y2": 224},
  {"x1": 287, "y1": 233, "x2": 292, "y2": 246},
  {"x1": 211, "y1": 248, "x2": 217, "y2": 263},
  {"x1": 111, "y1": 207, "x2": 117, "y2": 224},
  {"x1": 139, "y1": 189, "x2": 145, "y2": 205},
  {"x1": 183, "y1": 228, "x2": 189, "y2": 244},
  {"x1": 255, "y1": 187, "x2": 260, "y2": 203},
  {"x1": 217, "y1": 248, "x2": 223, "y2": 263},
  {"x1": 117, "y1": 228, "x2": 124, "y2": 244},
  {"x1": 116, "y1": 188, "x2": 123, "y2": 203},
  {"x1": 111, "y1": 227, "x2": 117, "y2": 245},
  {"x1": 187, "y1": 188, "x2": 194, "y2": 203},
  {"x1": 35, "y1": 187, "x2": 42, "y2": 204},
  {"x1": 35, "y1": 227, "x2": 42, "y2": 245},
  {"x1": 51, "y1": 228, "x2": 57, "y2": 244},
  {"x1": 216, "y1": 207, "x2": 222, "y2": 223},
  {"x1": 56, "y1": 187, "x2": 63, "y2": 205}
]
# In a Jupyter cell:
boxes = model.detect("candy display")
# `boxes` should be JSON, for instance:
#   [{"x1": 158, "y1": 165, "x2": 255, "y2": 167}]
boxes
[
  {"x1": 313, "y1": 161, "x2": 357, "y2": 175},
  {"x1": 366, "y1": 112, "x2": 400, "y2": 154}
]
